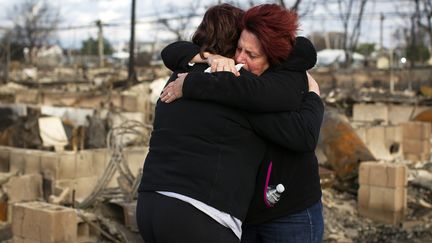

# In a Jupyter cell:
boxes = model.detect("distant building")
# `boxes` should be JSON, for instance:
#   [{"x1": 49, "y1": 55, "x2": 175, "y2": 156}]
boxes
[
  {"x1": 376, "y1": 51, "x2": 390, "y2": 69},
  {"x1": 317, "y1": 49, "x2": 365, "y2": 68},
  {"x1": 111, "y1": 40, "x2": 174, "y2": 66},
  {"x1": 24, "y1": 45, "x2": 64, "y2": 67}
]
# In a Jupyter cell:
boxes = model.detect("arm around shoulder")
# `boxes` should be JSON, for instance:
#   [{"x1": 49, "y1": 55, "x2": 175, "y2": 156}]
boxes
[
  {"x1": 183, "y1": 70, "x2": 308, "y2": 112},
  {"x1": 161, "y1": 41, "x2": 201, "y2": 72},
  {"x1": 248, "y1": 92, "x2": 324, "y2": 152}
]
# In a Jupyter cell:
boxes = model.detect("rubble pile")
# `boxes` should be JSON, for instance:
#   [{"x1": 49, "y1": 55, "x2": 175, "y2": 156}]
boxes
[
  {"x1": 323, "y1": 191, "x2": 432, "y2": 242},
  {"x1": 322, "y1": 161, "x2": 432, "y2": 243},
  {"x1": 0, "y1": 66, "x2": 431, "y2": 242},
  {"x1": 0, "y1": 66, "x2": 166, "y2": 242}
]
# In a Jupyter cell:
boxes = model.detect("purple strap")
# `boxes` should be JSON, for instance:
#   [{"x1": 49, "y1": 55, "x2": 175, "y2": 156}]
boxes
[{"x1": 263, "y1": 161, "x2": 273, "y2": 208}]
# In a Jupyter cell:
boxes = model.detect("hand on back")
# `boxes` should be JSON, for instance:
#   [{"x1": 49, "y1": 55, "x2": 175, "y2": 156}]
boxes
[
  {"x1": 307, "y1": 72, "x2": 320, "y2": 96},
  {"x1": 160, "y1": 73, "x2": 186, "y2": 103}
]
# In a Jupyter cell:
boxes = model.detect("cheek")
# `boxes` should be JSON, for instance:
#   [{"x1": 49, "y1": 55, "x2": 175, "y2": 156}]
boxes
[
  {"x1": 250, "y1": 60, "x2": 269, "y2": 76},
  {"x1": 247, "y1": 61, "x2": 261, "y2": 75}
]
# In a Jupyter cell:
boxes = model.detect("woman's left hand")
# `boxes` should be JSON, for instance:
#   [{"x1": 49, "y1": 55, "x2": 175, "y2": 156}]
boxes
[{"x1": 160, "y1": 73, "x2": 187, "y2": 103}]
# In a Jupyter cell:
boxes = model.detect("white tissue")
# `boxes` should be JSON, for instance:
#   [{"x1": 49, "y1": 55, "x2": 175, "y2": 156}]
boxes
[{"x1": 204, "y1": 63, "x2": 244, "y2": 73}]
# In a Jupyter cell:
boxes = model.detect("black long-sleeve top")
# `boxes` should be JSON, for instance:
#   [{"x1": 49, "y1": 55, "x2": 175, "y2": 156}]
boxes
[{"x1": 140, "y1": 37, "x2": 323, "y2": 221}]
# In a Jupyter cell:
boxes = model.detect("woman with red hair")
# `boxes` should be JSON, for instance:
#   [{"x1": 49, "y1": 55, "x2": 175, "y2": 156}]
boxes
[{"x1": 161, "y1": 4, "x2": 324, "y2": 243}]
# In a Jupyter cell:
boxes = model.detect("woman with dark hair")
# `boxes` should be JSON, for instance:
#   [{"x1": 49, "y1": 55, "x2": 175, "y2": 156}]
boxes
[
  {"x1": 137, "y1": 4, "x2": 248, "y2": 243},
  {"x1": 137, "y1": 3, "x2": 323, "y2": 242},
  {"x1": 160, "y1": 4, "x2": 324, "y2": 243}
]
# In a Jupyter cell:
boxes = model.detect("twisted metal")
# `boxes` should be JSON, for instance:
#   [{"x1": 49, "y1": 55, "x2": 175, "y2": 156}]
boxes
[{"x1": 77, "y1": 119, "x2": 151, "y2": 208}]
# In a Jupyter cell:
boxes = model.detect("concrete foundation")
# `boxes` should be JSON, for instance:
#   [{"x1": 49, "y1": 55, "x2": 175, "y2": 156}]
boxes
[{"x1": 353, "y1": 103, "x2": 430, "y2": 125}]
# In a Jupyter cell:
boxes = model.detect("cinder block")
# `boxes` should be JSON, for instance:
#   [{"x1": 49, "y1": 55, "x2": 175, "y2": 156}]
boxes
[
  {"x1": 74, "y1": 176, "x2": 98, "y2": 201},
  {"x1": 388, "y1": 105, "x2": 430, "y2": 125},
  {"x1": 76, "y1": 213, "x2": 99, "y2": 243},
  {"x1": 365, "y1": 126, "x2": 388, "y2": 159},
  {"x1": 41, "y1": 153, "x2": 60, "y2": 180},
  {"x1": 402, "y1": 139, "x2": 430, "y2": 155},
  {"x1": 12, "y1": 237, "x2": 23, "y2": 243},
  {"x1": 21, "y1": 202, "x2": 40, "y2": 241},
  {"x1": 14, "y1": 202, "x2": 77, "y2": 242},
  {"x1": 15, "y1": 90, "x2": 39, "y2": 104},
  {"x1": 0, "y1": 146, "x2": 10, "y2": 172},
  {"x1": 41, "y1": 152, "x2": 80, "y2": 180},
  {"x1": 353, "y1": 103, "x2": 388, "y2": 124},
  {"x1": 92, "y1": 149, "x2": 108, "y2": 176},
  {"x1": 22, "y1": 151, "x2": 42, "y2": 174},
  {"x1": 355, "y1": 127, "x2": 366, "y2": 143},
  {"x1": 4, "y1": 174, "x2": 43, "y2": 203},
  {"x1": 402, "y1": 121, "x2": 431, "y2": 140},
  {"x1": 358, "y1": 162, "x2": 407, "y2": 188},
  {"x1": 356, "y1": 126, "x2": 403, "y2": 160},
  {"x1": 77, "y1": 221, "x2": 98, "y2": 243},
  {"x1": 123, "y1": 147, "x2": 147, "y2": 177},
  {"x1": 12, "y1": 202, "x2": 25, "y2": 237},
  {"x1": 77, "y1": 222, "x2": 90, "y2": 242},
  {"x1": 58, "y1": 153, "x2": 77, "y2": 180},
  {"x1": 75, "y1": 151, "x2": 94, "y2": 178},
  {"x1": 386, "y1": 125, "x2": 403, "y2": 143},
  {"x1": 9, "y1": 149, "x2": 26, "y2": 174},
  {"x1": 358, "y1": 185, "x2": 407, "y2": 212},
  {"x1": 358, "y1": 206, "x2": 404, "y2": 225},
  {"x1": 121, "y1": 95, "x2": 138, "y2": 112},
  {"x1": 12, "y1": 236, "x2": 40, "y2": 243},
  {"x1": 10, "y1": 149, "x2": 42, "y2": 174}
]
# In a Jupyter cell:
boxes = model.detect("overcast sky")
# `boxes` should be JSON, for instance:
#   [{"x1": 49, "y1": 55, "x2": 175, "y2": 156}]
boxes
[{"x1": 0, "y1": 0, "x2": 412, "y2": 50}]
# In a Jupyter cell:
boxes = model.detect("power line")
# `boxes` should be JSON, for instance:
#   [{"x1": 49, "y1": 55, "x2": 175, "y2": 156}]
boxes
[{"x1": 0, "y1": 9, "x2": 416, "y2": 32}]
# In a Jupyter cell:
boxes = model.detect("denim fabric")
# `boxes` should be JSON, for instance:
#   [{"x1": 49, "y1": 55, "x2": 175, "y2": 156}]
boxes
[{"x1": 241, "y1": 201, "x2": 324, "y2": 243}]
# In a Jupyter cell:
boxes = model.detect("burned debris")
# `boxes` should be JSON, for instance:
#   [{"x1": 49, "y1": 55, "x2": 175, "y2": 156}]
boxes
[
  {"x1": 0, "y1": 63, "x2": 430, "y2": 242},
  {"x1": 0, "y1": 1, "x2": 431, "y2": 241}
]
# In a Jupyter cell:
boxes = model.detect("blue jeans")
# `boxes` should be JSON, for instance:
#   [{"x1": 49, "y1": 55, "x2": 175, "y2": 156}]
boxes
[{"x1": 241, "y1": 201, "x2": 324, "y2": 243}]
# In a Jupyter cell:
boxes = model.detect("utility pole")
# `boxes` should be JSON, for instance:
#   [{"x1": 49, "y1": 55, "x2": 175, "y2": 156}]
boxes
[
  {"x1": 380, "y1": 13, "x2": 385, "y2": 49},
  {"x1": 128, "y1": 0, "x2": 136, "y2": 85},
  {"x1": 96, "y1": 20, "x2": 104, "y2": 68}
]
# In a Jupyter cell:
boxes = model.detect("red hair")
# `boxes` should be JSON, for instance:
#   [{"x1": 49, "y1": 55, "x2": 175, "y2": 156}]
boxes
[{"x1": 242, "y1": 4, "x2": 298, "y2": 65}]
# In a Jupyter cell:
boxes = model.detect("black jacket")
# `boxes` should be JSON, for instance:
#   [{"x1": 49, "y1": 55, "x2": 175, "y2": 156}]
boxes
[{"x1": 140, "y1": 37, "x2": 322, "y2": 221}]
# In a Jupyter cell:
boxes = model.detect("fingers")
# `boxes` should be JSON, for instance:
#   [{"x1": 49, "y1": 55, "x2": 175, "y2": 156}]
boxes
[
  {"x1": 160, "y1": 73, "x2": 186, "y2": 103},
  {"x1": 231, "y1": 65, "x2": 240, "y2": 76},
  {"x1": 160, "y1": 84, "x2": 178, "y2": 103},
  {"x1": 160, "y1": 83, "x2": 174, "y2": 102},
  {"x1": 208, "y1": 56, "x2": 237, "y2": 75},
  {"x1": 306, "y1": 72, "x2": 320, "y2": 96}
]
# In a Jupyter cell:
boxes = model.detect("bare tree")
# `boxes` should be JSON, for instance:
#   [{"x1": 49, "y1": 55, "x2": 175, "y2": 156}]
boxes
[
  {"x1": 8, "y1": 0, "x2": 60, "y2": 63},
  {"x1": 414, "y1": 0, "x2": 432, "y2": 55},
  {"x1": 0, "y1": 31, "x2": 11, "y2": 84},
  {"x1": 331, "y1": 0, "x2": 368, "y2": 66},
  {"x1": 257, "y1": 0, "x2": 317, "y2": 18},
  {"x1": 393, "y1": 0, "x2": 431, "y2": 65},
  {"x1": 156, "y1": 1, "x2": 202, "y2": 41}
]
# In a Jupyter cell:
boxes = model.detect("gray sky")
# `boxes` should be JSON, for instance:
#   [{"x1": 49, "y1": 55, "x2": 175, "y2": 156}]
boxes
[{"x1": 0, "y1": 0, "x2": 412, "y2": 49}]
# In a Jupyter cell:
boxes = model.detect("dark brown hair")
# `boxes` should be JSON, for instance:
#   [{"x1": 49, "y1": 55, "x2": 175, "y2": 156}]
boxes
[
  {"x1": 192, "y1": 4, "x2": 244, "y2": 58},
  {"x1": 243, "y1": 4, "x2": 298, "y2": 65}
]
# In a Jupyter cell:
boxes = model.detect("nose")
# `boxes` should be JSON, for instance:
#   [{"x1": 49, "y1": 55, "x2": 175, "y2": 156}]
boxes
[{"x1": 235, "y1": 51, "x2": 246, "y2": 64}]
